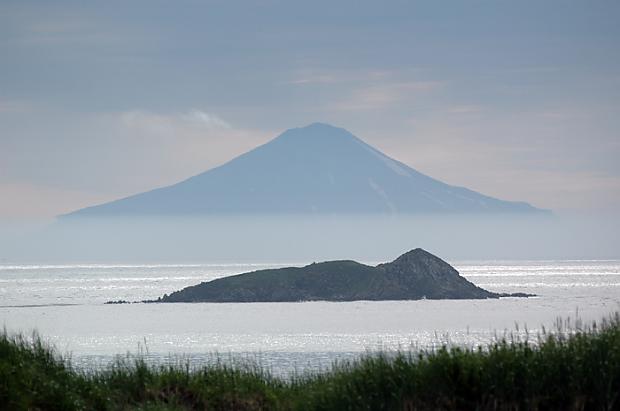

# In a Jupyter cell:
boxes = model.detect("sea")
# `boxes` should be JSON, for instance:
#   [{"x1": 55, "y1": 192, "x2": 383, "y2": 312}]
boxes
[{"x1": 1, "y1": 260, "x2": 619, "y2": 376}]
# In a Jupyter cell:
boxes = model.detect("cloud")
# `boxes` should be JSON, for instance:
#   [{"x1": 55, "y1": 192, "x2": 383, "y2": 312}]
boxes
[
  {"x1": 446, "y1": 105, "x2": 484, "y2": 114},
  {"x1": 284, "y1": 68, "x2": 402, "y2": 87},
  {"x1": 0, "y1": 99, "x2": 30, "y2": 113},
  {"x1": 286, "y1": 74, "x2": 339, "y2": 85},
  {"x1": 329, "y1": 81, "x2": 443, "y2": 111},
  {"x1": 101, "y1": 110, "x2": 271, "y2": 185},
  {"x1": 365, "y1": 103, "x2": 620, "y2": 212},
  {"x1": 0, "y1": 108, "x2": 272, "y2": 218},
  {"x1": 503, "y1": 66, "x2": 560, "y2": 74},
  {"x1": 119, "y1": 109, "x2": 232, "y2": 137},
  {"x1": 184, "y1": 110, "x2": 231, "y2": 129},
  {"x1": 5, "y1": 7, "x2": 131, "y2": 48}
]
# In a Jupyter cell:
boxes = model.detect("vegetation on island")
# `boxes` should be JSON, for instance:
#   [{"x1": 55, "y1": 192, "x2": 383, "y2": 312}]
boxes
[
  {"x1": 1, "y1": 313, "x2": 618, "y2": 410},
  {"x1": 154, "y1": 248, "x2": 533, "y2": 303}
]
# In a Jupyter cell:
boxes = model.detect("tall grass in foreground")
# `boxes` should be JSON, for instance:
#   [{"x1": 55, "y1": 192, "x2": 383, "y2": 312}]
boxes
[{"x1": 1, "y1": 314, "x2": 619, "y2": 411}]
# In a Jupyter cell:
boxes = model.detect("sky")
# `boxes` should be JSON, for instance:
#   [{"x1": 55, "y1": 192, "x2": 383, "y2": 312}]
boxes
[{"x1": 2, "y1": 0, "x2": 620, "y2": 219}]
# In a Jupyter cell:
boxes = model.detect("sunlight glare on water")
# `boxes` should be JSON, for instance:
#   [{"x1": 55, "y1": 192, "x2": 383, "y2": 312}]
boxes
[{"x1": 1, "y1": 260, "x2": 619, "y2": 374}]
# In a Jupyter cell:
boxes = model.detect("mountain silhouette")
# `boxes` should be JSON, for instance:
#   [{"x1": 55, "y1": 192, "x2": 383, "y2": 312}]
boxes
[
  {"x1": 149, "y1": 248, "x2": 531, "y2": 302},
  {"x1": 63, "y1": 123, "x2": 546, "y2": 217}
]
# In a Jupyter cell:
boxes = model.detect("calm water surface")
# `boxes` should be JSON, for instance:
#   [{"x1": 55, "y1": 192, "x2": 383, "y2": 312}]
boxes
[{"x1": 1, "y1": 260, "x2": 619, "y2": 374}]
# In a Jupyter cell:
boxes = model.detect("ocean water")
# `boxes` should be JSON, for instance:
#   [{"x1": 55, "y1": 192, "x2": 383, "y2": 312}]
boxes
[{"x1": 1, "y1": 260, "x2": 619, "y2": 375}]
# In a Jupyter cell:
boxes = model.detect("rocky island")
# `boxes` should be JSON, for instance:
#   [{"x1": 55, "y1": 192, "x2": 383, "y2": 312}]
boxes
[{"x1": 152, "y1": 249, "x2": 532, "y2": 303}]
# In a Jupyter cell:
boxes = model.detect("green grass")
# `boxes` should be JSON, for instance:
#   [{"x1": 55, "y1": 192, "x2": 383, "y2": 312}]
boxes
[{"x1": 1, "y1": 314, "x2": 619, "y2": 410}]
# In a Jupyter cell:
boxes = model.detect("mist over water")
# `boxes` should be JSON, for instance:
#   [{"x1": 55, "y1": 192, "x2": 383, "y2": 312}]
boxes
[
  {"x1": 2, "y1": 0, "x2": 619, "y2": 391},
  {"x1": 1, "y1": 213, "x2": 619, "y2": 374},
  {"x1": 0, "y1": 259, "x2": 618, "y2": 374},
  {"x1": 0, "y1": 213, "x2": 618, "y2": 263}
]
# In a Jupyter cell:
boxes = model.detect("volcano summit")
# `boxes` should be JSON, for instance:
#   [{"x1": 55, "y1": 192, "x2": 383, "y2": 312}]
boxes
[{"x1": 63, "y1": 123, "x2": 546, "y2": 217}]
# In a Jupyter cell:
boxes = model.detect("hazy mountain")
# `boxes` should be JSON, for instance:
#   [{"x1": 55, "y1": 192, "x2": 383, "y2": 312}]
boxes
[{"x1": 63, "y1": 123, "x2": 546, "y2": 217}]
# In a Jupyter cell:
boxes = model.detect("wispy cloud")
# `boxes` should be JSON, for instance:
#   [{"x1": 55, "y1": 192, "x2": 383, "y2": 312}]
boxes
[
  {"x1": 120, "y1": 110, "x2": 232, "y2": 136},
  {"x1": 329, "y1": 81, "x2": 443, "y2": 111},
  {"x1": 446, "y1": 105, "x2": 484, "y2": 114},
  {"x1": 184, "y1": 110, "x2": 232, "y2": 129},
  {"x1": 503, "y1": 66, "x2": 560, "y2": 74},
  {"x1": 0, "y1": 108, "x2": 273, "y2": 217},
  {"x1": 284, "y1": 68, "x2": 394, "y2": 86},
  {"x1": 4, "y1": 8, "x2": 138, "y2": 48},
  {"x1": 286, "y1": 74, "x2": 339, "y2": 85},
  {"x1": 0, "y1": 99, "x2": 30, "y2": 113}
]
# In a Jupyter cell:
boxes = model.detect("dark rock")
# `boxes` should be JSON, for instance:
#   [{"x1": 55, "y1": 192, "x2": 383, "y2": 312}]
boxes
[
  {"x1": 156, "y1": 248, "x2": 526, "y2": 303},
  {"x1": 496, "y1": 292, "x2": 536, "y2": 298}
]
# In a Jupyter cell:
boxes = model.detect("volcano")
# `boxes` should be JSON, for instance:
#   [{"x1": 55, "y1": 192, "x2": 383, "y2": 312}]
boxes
[{"x1": 63, "y1": 123, "x2": 545, "y2": 217}]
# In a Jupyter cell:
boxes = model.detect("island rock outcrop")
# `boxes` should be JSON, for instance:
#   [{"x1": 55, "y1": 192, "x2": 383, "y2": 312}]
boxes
[{"x1": 155, "y1": 249, "x2": 527, "y2": 302}]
